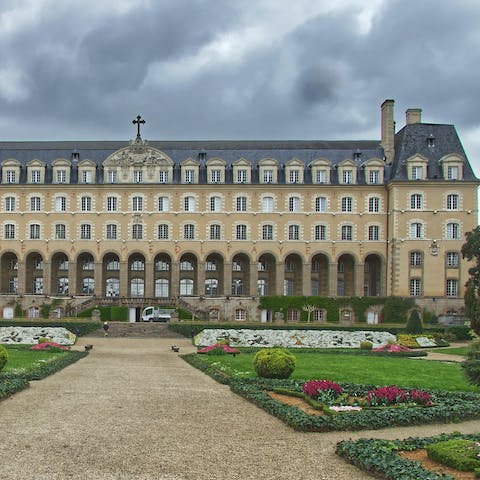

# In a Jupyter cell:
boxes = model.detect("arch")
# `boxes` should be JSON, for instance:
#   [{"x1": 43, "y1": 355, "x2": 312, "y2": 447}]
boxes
[
  {"x1": 51, "y1": 252, "x2": 70, "y2": 295},
  {"x1": 311, "y1": 253, "x2": 329, "y2": 296},
  {"x1": 0, "y1": 251, "x2": 18, "y2": 294},
  {"x1": 179, "y1": 253, "x2": 198, "y2": 296},
  {"x1": 77, "y1": 252, "x2": 95, "y2": 295},
  {"x1": 364, "y1": 253, "x2": 382, "y2": 296},
  {"x1": 231, "y1": 253, "x2": 250, "y2": 296},
  {"x1": 205, "y1": 253, "x2": 224, "y2": 296},
  {"x1": 25, "y1": 252, "x2": 44, "y2": 294},
  {"x1": 257, "y1": 253, "x2": 276, "y2": 296},
  {"x1": 103, "y1": 253, "x2": 120, "y2": 296},
  {"x1": 128, "y1": 253, "x2": 146, "y2": 297},
  {"x1": 284, "y1": 253, "x2": 303, "y2": 296},
  {"x1": 154, "y1": 253, "x2": 172, "y2": 298},
  {"x1": 337, "y1": 253, "x2": 355, "y2": 297}
]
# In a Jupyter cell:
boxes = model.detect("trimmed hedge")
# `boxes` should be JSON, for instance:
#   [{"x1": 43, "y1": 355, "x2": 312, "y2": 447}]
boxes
[
  {"x1": 0, "y1": 376, "x2": 29, "y2": 399},
  {"x1": 336, "y1": 433, "x2": 480, "y2": 480},
  {"x1": 77, "y1": 306, "x2": 129, "y2": 322},
  {"x1": 0, "y1": 320, "x2": 101, "y2": 337}
]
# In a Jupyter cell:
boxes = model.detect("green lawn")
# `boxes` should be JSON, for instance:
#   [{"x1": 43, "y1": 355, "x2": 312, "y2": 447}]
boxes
[
  {"x1": 201, "y1": 352, "x2": 477, "y2": 392},
  {"x1": 426, "y1": 347, "x2": 468, "y2": 356},
  {"x1": 3, "y1": 346, "x2": 71, "y2": 374}
]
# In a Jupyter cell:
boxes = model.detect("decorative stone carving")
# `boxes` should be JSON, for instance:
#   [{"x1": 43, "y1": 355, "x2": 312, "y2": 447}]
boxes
[{"x1": 104, "y1": 139, "x2": 174, "y2": 169}]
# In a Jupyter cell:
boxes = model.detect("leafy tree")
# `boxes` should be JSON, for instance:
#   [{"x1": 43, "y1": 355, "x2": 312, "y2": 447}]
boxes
[
  {"x1": 405, "y1": 310, "x2": 423, "y2": 334},
  {"x1": 461, "y1": 227, "x2": 480, "y2": 335}
]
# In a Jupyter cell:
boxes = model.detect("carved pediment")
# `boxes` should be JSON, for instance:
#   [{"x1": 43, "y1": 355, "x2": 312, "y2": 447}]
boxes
[{"x1": 103, "y1": 140, "x2": 173, "y2": 168}]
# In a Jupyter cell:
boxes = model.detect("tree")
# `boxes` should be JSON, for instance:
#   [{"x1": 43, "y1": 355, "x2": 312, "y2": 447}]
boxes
[
  {"x1": 461, "y1": 226, "x2": 480, "y2": 335},
  {"x1": 302, "y1": 304, "x2": 316, "y2": 323}
]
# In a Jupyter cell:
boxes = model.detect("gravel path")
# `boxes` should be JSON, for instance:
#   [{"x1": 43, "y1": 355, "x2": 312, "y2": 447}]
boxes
[{"x1": 1, "y1": 337, "x2": 480, "y2": 480}]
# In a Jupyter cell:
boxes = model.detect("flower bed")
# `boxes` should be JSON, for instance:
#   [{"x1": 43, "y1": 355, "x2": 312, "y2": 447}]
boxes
[
  {"x1": 336, "y1": 433, "x2": 480, "y2": 479},
  {"x1": 194, "y1": 328, "x2": 395, "y2": 349},
  {"x1": 0, "y1": 327, "x2": 76, "y2": 345}
]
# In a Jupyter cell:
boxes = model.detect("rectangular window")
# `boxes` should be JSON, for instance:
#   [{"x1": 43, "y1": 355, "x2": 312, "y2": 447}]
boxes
[
  {"x1": 55, "y1": 224, "x2": 66, "y2": 239},
  {"x1": 210, "y1": 224, "x2": 221, "y2": 240},
  {"x1": 262, "y1": 224, "x2": 273, "y2": 240},
  {"x1": 447, "y1": 166, "x2": 459, "y2": 180},
  {"x1": 133, "y1": 170, "x2": 143, "y2": 183},
  {"x1": 446, "y1": 223, "x2": 459, "y2": 240},
  {"x1": 368, "y1": 197, "x2": 380, "y2": 213},
  {"x1": 315, "y1": 197, "x2": 327, "y2": 212},
  {"x1": 446, "y1": 251, "x2": 459, "y2": 268},
  {"x1": 236, "y1": 169, "x2": 247, "y2": 183},
  {"x1": 236, "y1": 224, "x2": 247, "y2": 240},
  {"x1": 185, "y1": 169, "x2": 195, "y2": 183},
  {"x1": 158, "y1": 224, "x2": 169, "y2": 240},
  {"x1": 315, "y1": 224, "x2": 326, "y2": 240},
  {"x1": 236, "y1": 196, "x2": 247, "y2": 212},
  {"x1": 288, "y1": 224, "x2": 300, "y2": 240},
  {"x1": 369, "y1": 170, "x2": 380, "y2": 184},
  {"x1": 81, "y1": 196, "x2": 92, "y2": 212},
  {"x1": 158, "y1": 197, "x2": 169, "y2": 212},
  {"x1": 82, "y1": 171, "x2": 92, "y2": 184},
  {"x1": 368, "y1": 225, "x2": 379, "y2": 241},
  {"x1": 446, "y1": 194, "x2": 458, "y2": 210},
  {"x1": 262, "y1": 196, "x2": 274, "y2": 213},
  {"x1": 211, "y1": 169, "x2": 221, "y2": 183},
  {"x1": 56, "y1": 170, "x2": 67, "y2": 183},
  {"x1": 159, "y1": 171, "x2": 169, "y2": 183},
  {"x1": 341, "y1": 225, "x2": 353, "y2": 241},
  {"x1": 409, "y1": 278, "x2": 422, "y2": 296},
  {"x1": 5, "y1": 197, "x2": 15, "y2": 212},
  {"x1": 410, "y1": 194, "x2": 423, "y2": 210},
  {"x1": 341, "y1": 197, "x2": 352, "y2": 212},
  {"x1": 210, "y1": 196, "x2": 221, "y2": 212},
  {"x1": 410, "y1": 222, "x2": 423, "y2": 239},
  {"x1": 55, "y1": 196, "x2": 67, "y2": 212},
  {"x1": 132, "y1": 224, "x2": 143, "y2": 239},
  {"x1": 412, "y1": 166, "x2": 423, "y2": 180},
  {"x1": 184, "y1": 196, "x2": 195, "y2": 212},
  {"x1": 410, "y1": 251, "x2": 422, "y2": 267},
  {"x1": 289, "y1": 197, "x2": 300, "y2": 212},
  {"x1": 31, "y1": 170, "x2": 41, "y2": 183},
  {"x1": 30, "y1": 197, "x2": 41, "y2": 211},
  {"x1": 30, "y1": 224, "x2": 41, "y2": 239},
  {"x1": 316, "y1": 170, "x2": 327, "y2": 183},
  {"x1": 289, "y1": 170, "x2": 299, "y2": 183},
  {"x1": 80, "y1": 224, "x2": 91, "y2": 239},
  {"x1": 132, "y1": 197, "x2": 143, "y2": 212},
  {"x1": 107, "y1": 196, "x2": 117, "y2": 212},
  {"x1": 184, "y1": 224, "x2": 195, "y2": 240},
  {"x1": 342, "y1": 170, "x2": 353, "y2": 184},
  {"x1": 106, "y1": 224, "x2": 117, "y2": 240},
  {"x1": 446, "y1": 279, "x2": 458, "y2": 297},
  {"x1": 5, "y1": 171, "x2": 16, "y2": 183},
  {"x1": 4, "y1": 224, "x2": 15, "y2": 239},
  {"x1": 107, "y1": 170, "x2": 117, "y2": 183},
  {"x1": 263, "y1": 169, "x2": 273, "y2": 183}
]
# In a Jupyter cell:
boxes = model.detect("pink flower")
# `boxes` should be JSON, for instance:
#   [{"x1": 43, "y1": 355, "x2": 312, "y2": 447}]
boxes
[{"x1": 302, "y1": 380, "x2": 343, "y2": 398}]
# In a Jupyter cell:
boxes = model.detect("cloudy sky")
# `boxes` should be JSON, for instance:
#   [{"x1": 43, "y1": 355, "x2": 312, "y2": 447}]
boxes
[{"x1": 1, "y1": 0, "x2": 480, "y2": 174}]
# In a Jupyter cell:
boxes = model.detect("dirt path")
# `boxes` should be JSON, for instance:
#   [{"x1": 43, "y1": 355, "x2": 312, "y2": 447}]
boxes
[{"x1": 1, "y1": 337, "x2": 479, "y2": 480}]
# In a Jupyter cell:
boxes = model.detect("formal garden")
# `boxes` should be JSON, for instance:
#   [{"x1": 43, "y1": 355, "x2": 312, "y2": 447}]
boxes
[{"x1": 180, "y1": 317, "x2": 480, "y2": 479}]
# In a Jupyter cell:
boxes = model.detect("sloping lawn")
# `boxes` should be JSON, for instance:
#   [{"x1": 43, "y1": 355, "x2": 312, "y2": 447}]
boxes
[
  {"x1": 4, "y1": 346, "x2": 71, "y2": 374},
  {"x1": 426, "y1": 347, "x2": 468, "y2": 356},
  {"x1": 199, "y1": 351, "x2": 476, "y2": 392}
]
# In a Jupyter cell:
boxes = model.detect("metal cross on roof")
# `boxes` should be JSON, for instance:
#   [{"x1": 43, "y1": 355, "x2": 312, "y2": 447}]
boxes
[{"x1": 132, "y1": 115, "x2": 145, "y2": 140}]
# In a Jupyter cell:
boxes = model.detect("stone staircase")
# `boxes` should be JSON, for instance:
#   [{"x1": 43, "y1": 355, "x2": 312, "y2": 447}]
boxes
[{"x1": 86, "y1": 322, "x2": 186, "y2": 339}]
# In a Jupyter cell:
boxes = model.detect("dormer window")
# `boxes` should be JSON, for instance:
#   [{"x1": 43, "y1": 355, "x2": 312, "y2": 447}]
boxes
[
  {"x1": 211, "y1": 169, "x2": 221, "y2": 183},
  {"x1": 343, "y1": 170, "x2": 353, "y2": 184},
  {"x1": 159, "y1": 170, "x2": 169, "y2": 183},
  {"x1": 447, "y1": 165, "x2": 459, "y2": 180},
  {"x1": 427, "y1": 135, "x2": 435, "y2": 148},
  {"x1": 5, "y1": 170, "x2": 16, "y2": 183},
  {"x1": 82, "y1": 170, "x2": 92, "y2": 184},
  {"x1": 369, "y1": 170, "x2": 380, "y2": 184},
  {"x1": 134, "y1": 170, "x2": 143, "y2": 183},
  {"x1": 237, "y1": 169, "x2": 247, "y2": 183},
  {"x1": 412, "y1": 166, "x2": 423, "y2": 180},
  {"x1": 264, "y1": 169, "x2": 274, "y2": 183},
  {"x1": 31, "y1": 170, "x2": 41, "y2": 183},
  {"x1": 316, "y1": 170, "x2": 327, "y2": 183}
]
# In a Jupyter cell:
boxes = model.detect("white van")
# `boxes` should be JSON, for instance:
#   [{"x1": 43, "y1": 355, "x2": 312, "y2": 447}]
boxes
[{"x1": 141, "y1": 306, "x2": 172, "y2": 322}]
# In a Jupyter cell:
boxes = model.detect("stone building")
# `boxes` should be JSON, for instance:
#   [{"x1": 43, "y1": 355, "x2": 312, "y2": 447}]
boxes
[{"x1": 0, "y1": 100, "x2": 477, "y2": 321}]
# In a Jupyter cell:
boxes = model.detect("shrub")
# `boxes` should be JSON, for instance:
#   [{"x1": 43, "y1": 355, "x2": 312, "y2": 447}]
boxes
[
  {"x1": 447, "y1": 325, "x2": 474, "y2": 341},
  {"x1": 37, "y1": 337, "x2": 51, "y2": 344},
  {"x1": 0, "y1": 344, "x2": 8, "y2": 372},
  {"x1": 360, "y1": 341, "x2": 373, "y2": 350},
  {"x1": 406, "y1": 310, "x2": 423, "y2": 334},
  {"x1": 462, "y1": 339, "x2": 480, "y2": 386},
  {"x1": 253, "y1": 348, "x2": 296, "y2": 379},
  {"x1": 426, "y1": 439, "x2": 480, "y2": 472}
]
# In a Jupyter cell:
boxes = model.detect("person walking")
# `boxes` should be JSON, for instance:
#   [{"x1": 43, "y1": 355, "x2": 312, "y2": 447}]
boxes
[{"x1": 103, "y1": 321, "x2": 110, "y2": 337}]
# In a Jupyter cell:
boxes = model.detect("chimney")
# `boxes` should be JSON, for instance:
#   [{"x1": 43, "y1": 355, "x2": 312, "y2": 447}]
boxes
[
  {"x1": 381, "y1": 99, "x2": 395, "y2": 165},
  {"x1": 406, "y1": 108, "x2": 422, "y2": 125}
]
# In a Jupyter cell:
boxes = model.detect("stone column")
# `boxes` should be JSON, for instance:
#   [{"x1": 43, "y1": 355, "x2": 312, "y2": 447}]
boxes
[
  {"x1": 43, "y1": 261, "x2": 51, "y2": 296},
  {"x1": 197, "y1": 261, "x2": 206, "y2": 296},
  {"x1": 328, "y1": 262, "x2": 337, "y2": 296},
  {"x1": 302, "y1": 262, "x2": 311, "y2": 296},
  {"x1": 224, "y1": 262, "x2": 232, "y2": 296},
  {"x1": 69, "y1": 262, "x2": 77, "y2": 296},
  {"x1": 120, "y1": 261, "x2": 129, "y2": 297},
  {"x1": 250, "y1": 262, "x2": 258, "y2": 297},
  {"x1": 276, "y1": 262, "x2": 285, "y2": 295},
  {"x1": 355, "y1": 263, "x2": 364, "y2": 297},
  {"x1": 17, "y1": 261, "x2": 25, "y2": 295},
  {"x1": 171, "y1": 261, "x2": 180, "y2": 298},
  {"x1": 94, "y1": 262, "x2": 103, "y2": 297},
  {"x1": 145, "y1": 261, "x2": 154, "y2": 298}
]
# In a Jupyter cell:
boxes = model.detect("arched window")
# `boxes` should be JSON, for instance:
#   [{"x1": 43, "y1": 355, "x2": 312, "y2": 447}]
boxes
[
  {"x1": 130, "y1": 278, "x2": 144, "y2": 297},
  {"x1": 205, "y1": 278, "x2": 218, "y2": 295},
  {"x1": 446, "y1": 222, "x2": 459, "y2": 240},
  {"x1": 446, "y1": 194, "x2": 459, "y2": 210},
  {"x1": 180, "y1": 278, "x2": 194, "y2": 295},
  {"x1": 155, "y1": 279, "x2": 169, "y2": 297},
  {"x1": 82, "y1": 277, "x2": 94, "y2": 294},
  {"x1": 262, "y1": 196, "x2": 274, "y2": 213},
  {"x1": 106, "y1": 278, "x2": 120, "y2": 296},
  {"x1": 409, "y1": 222, "x2": 423, "y2": 239}
]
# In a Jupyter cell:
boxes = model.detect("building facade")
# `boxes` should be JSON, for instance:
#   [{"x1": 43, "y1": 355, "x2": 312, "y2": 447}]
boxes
[{"x1": 0, "y1": 100, "x2": 477, "y2": 321}]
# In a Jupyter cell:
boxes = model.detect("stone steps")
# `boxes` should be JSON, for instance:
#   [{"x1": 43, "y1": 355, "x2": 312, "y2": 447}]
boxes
[{"x1": 86, "y1": 322, "x2": 185, "y2": 339}]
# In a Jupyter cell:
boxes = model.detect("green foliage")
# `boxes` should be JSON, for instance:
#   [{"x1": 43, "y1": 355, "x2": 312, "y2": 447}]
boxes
[
  {"x1": 77, "y1": 306, "x2": 129, "y2": 321},
  {"x1": 14, "y1": 303, "x2": 23, "y2": 318},
  {"x1": 0, "y1": 345, "x2": 8, "y2": 372},
  {"x1": 462, "y1": 227, "x2": 480, "y2": 335},
  {"x1": 462, "y1": 339, "x2": 480, "y2": 386},
  {"x1": 253, "y1": 348, "x2": 296, "y2": 379},
  {"x1": 37, "y1": 337, "x2": 50, "y2": 344},
  {"x1": 205, "y1": 346, "x2": 227, "y2": 355},
  {"x1": 337, "y1": 433, "x2": 480, "y2": 480},
  {"x1": 447, "y1": 325, "x2": 474, "y2": 340},
  {"x1": 0, "y1": 376, "x2": 28, "y2": 399},
  {"x1": 360, "y1": 341, "x2": 373, "y2": 350},
  {"x1": 382, "y1": 297, "x2": 416, "y2": 324},
  {"x1": 406, "y1": 310, "x2": 423, "y2": 334},
  {"x1": 426, "y1": 439, "x2": 480, "y2": 472}
]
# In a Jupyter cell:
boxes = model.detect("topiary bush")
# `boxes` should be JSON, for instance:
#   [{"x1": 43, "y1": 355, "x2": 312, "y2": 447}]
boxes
[
  {"x1": 462, "y1": 339, "x2": 480, "y2": 386},
  {"x1": 253, "y1": 348, "x2": 296, "y2": 379},
  {"x1": 405, "y1": 310, "x2": 423, "y2": 334},
  {"x1": 426, "y1": 438, "x2": 480, "y2": 472},
  {"x1": 360, "y1": 341, "x2": 373, "y2": 350},
  {"x1": 0, "y1": 344, "x2": 8, "y2": 372}
]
